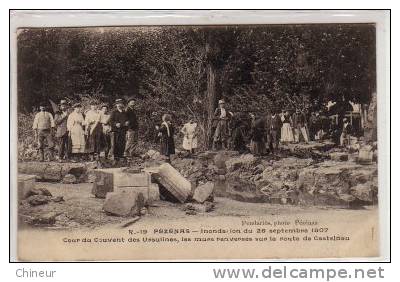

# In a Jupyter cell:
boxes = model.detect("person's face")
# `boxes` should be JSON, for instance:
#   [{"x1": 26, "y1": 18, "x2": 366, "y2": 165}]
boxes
[
  {"x1": 39, "y1": 106, "x2": 45, "y2": 112},
  {"x1": 101, "y1": 107, "x2": 108, "y2": 114},
  {"x1": 60, "y1": 104, "x2": 67, "y2": 111},
  {"x1": 74, "y1": 107, "x2": 81, "y2": 113},
  {"x1": 128, "y1": 101, "x2": 135, "y2": 108},
  {"x1": 90, "y1": 105, "x2": 97, "y2": 111},
  {"x1": 116, "y1": 103, "x2": 124, "y2": 110}
]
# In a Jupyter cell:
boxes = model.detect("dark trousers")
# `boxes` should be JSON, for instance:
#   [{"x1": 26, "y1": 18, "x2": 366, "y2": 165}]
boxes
[
  {"x1": 58, "y1": 133, "x2": 70, "y2": 159},
  {"x1": 112, "y1": 130, "x2": 126, "y2": 159},
  {"x1": 268, "y1": 129, "x2": 280, "y2": 152}
]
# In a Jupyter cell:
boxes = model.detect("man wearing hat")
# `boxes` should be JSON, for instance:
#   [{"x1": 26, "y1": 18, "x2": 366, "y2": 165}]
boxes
[
  {"x1": 54, "y1": 99, "x2": 70, "y2": 162},
  {"x1": 32, "y1": 103, "x2": 55, "y2": 161},
  {"x1": 212, "y1": 99, "x2": 233, "y2": 150},
  {"x1": 266, "y1": 108, "x2": 282, "y2": 153},
  {"x1": 340, "y1": 117, "x2": 352, "y2": 147},
  {"x1": 292, "y1": 108, "x2": 309, "y2": 143},
  {"x1": 124, "y1": 98, "x2": 139, "y2": 159},
  {"x1": 109, "y1": 98, "x2": 128, "y2": 160}
]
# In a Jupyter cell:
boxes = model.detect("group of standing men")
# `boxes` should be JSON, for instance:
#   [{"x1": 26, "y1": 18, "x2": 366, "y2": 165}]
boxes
[{"x1": 32, "y1": 98, "x2": 139, "y2": 162}]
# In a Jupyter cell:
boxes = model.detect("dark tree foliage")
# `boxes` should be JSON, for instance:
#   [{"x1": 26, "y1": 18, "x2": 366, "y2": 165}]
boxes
[{"x1": 17, "y1": 24, "x2": 376, "y2": 146}]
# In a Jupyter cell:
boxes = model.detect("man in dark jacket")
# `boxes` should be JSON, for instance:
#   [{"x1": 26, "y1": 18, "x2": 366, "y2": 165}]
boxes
[
  {"x1": 212, "y1": 99, "x2": 233, "y2": 150},
  {"x1": 124, "y1": 98, "x2": 139, "y2": 158},
  {"x1": 292, "y1": 109, "x2": 309, "y2": 143},
  {"x1": 109, "y1": 98, "x2": 128, "y2": 160},
  {"x1": 54, "y1": 100, "x2": 70, "y2": 162},
  {"x1": 266, "y1": 109, "x2": 282, "y2": 153}
]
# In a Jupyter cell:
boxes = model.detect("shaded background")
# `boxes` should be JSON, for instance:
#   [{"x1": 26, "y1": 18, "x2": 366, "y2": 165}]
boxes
[{"x1": 17, "y1": 24, "x2": 376, "y2": 147}]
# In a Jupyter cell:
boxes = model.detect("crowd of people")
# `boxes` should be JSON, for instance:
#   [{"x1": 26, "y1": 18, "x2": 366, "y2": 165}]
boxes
[
  {"x1": 32, "y1": 98, "x2": 139, "y2": 162},
  {"x1": 31, "y1": 97, "x2": 353, "y2": 163},
  {"x1": 210, "y1": 99, "x2": 353, "y2": 156}
]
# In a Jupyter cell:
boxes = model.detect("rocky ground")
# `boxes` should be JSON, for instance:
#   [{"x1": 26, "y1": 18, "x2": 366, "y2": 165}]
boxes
[{"x1": 17, "y1": 140, "x2": 378, "y2": 230}]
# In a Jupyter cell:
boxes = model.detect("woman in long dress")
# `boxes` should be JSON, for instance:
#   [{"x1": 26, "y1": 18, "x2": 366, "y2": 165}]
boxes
[
  {"x1": 156, "y1": 114, "x2": 175, "y2": 163},
  {"x1": 67, "y1": 103, "x2": 86, "y2": 160},
  {"x1": 250, "y1": 114, "x2": 266, "y2": 156},
  {"x1": 181, "y1": 119, "x2": 198, "y2": 155},
  {"x1": 84, "y1": 103, "x2": 103, "y2": 160},
  {"x1": 99, "y1": 104, "x2": 111, "y2": 159},
  {"x1": 280, "y1": 110, "x2": 294, "y2": 143}
]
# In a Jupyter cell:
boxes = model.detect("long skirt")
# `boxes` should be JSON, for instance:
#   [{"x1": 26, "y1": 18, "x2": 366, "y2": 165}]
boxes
[
  {"x1": 281, "y1": 123, "x2": 294, "y2": 143},
  {"x1": 160, "y1": 136, "x2": 175, "y2": 156},
  {"x1": 86, "y1": 123, "x2": 103, "y2": 154},
  {"x1": 250, "y1": 140, "x2": 265, "y2": 155},
  {"x1": 70, "y1": 125, "x2": 85, "y2": 153},
  {"x1": 182, "y1": 135, "x2": 198, "y2": 151}
]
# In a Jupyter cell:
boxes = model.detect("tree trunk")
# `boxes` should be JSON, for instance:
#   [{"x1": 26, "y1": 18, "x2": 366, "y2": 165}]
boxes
[{"x1": 205, "y1": 37, "x2": 218, "y2": 149}]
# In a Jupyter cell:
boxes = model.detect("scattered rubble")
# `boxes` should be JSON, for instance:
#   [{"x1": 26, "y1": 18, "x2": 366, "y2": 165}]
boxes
[
  {"x1": 182, "y1": 201, "x2": 215, "y2": 215},
  {"x1": 30, "y1": 212, "x2": 59, "y2": 225},
  {"x1": 17, "y1": 140, "x2": 379, "y2": 230},
  {"x1": 28, "y1": 194, "x2": 51, "y2": 206}
]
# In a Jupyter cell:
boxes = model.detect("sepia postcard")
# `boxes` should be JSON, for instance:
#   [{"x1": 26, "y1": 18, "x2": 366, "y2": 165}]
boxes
[{"x1": 9, "y1": 10, "x2": 390, "y2": 261}]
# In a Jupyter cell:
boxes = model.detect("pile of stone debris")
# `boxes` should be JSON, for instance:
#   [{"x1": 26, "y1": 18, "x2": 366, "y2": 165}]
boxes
[{"x1": 17, "y1": 139, "x2": 378, "y2": 226}]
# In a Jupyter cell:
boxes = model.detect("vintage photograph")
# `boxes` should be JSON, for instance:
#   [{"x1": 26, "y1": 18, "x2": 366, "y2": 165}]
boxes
[{"x1": 13, "y1": 18, "x2": 382, "y2": 260}]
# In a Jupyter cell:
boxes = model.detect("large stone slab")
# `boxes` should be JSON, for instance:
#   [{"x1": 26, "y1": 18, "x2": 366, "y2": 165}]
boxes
[
  {"x1": 116, "y1": 183, "x2": 160, "y2": 204},
  {"x1": 193, "y1": 182, "x2": 214, "y2": 203},
  {"x1": 114, "y1": 172, "x2": 150, "y2": 187},
  {"x1": 93, "y1": 168, "x2": 150, "y2": 188},
  {"x1": 103, "y1": 190, "x2": 145, "y2": 217},
  {"x1": 152, "y1": 163, "x2": 192, "y2": 203}
]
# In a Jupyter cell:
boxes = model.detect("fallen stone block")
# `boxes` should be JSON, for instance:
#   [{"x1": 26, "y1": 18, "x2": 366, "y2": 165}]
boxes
[
  {"x1": 115, "y1": 172, "x2": 150, "y2": 187},
  {"x1": 152, "y1": 163, "x2": 192, "y2": 203},
  {"x1": 357, "y1": 145, "x2": 374, "y2": 164},
  {"x1": 116, "y1": 183, "x2": 160, "y2": 204},
  {"x1": 91, "y1": 170, "x2": 114, "y2": 198},
  {"x1": 103, "y1": 190, "x2": 145, "y2": 217},
  {"x1": 18, "y1": 174, "x2": 37, "y2": 201},
  {"x1": 193, "y1": 182, "x2": 214, "y2": 203}
]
